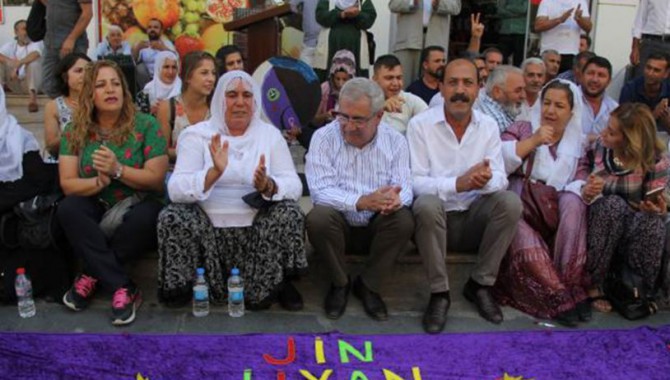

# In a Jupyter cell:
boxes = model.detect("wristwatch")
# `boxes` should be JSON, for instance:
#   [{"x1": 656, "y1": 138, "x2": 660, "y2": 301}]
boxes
[{"x1": 113, "y1": 164, "x2": 124, "y2": 180}]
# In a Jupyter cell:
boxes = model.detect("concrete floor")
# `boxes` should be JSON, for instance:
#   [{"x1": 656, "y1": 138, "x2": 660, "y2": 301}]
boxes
[{"x1": 4, "y1": 94, "x2": 669, "y2": 334}]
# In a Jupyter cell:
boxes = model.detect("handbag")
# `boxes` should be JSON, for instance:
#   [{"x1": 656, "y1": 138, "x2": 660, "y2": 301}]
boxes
[
  {"x1": 520, "y1": 152, "x2": 559, "y2": 240},
  {"x1": 605, "y1": 259, "x2": 658, "y2": 320},
  {"x1": 26, "y1": 0, "x2": 47, "y2": 42},
  {"x1": 99, "y1": 194, "x2": 144, "y2": 238},
  {"x1": 12, "y1": 192, "x2": 64, "y2": 252}
]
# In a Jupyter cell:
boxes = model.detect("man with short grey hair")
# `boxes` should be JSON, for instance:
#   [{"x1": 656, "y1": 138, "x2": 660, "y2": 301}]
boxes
[
  {"x1": 517, "y1": 57, "x2": 547, "y2": 121},
  {"x1": 474, "y1": 65, "x2": 526, "y2": 133},
  {"x1": 542, "y1": 49, "x2": 561, "y2": 81},
  {"x1": 305, "y1": 78, "x2": 414, "y2": 322}
]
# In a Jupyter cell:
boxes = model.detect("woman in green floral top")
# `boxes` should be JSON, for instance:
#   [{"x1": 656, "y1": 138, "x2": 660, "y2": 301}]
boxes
[{"x1": 57, "y1": 60, "x2": 168, "y2": 326}]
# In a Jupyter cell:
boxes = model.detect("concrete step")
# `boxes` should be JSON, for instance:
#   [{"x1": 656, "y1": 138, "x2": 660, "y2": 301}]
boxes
[{"x1": 5, "y1": 93, "x2": 50, "y2": 107}]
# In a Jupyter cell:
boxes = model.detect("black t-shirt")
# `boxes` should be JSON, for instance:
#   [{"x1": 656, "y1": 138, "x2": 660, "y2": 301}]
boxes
[{"x1": 406, "y1": 79, "x2": 439, "y2": 105}]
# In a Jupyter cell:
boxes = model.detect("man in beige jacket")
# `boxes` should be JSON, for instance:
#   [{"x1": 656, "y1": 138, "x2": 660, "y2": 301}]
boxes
[{"x1": 389, "y1": 0, "x2": 461, "y2": 84}]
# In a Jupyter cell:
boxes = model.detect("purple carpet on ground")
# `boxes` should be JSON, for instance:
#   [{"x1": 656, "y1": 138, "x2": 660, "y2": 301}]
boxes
[{"x1": 0, "y1": 326, "x2": 669, "y2": 379}]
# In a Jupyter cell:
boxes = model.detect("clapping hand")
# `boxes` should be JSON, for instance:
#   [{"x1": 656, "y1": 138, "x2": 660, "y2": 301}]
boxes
[
  {"x1": 470, "y1": 13, "x2": 485, "y2": 39},
  {"x1": 573, "y1": 5, "x2": 583, "y2": 22},
  {"x1": 253, "y1": 154, "x2": 270, "y2": 193},
  {"x1": 91, "y1": 145, "x2": 120, "y2": 177},
  {"x1": 209, "y1": 134, "x2": 229, "y2": 174}
]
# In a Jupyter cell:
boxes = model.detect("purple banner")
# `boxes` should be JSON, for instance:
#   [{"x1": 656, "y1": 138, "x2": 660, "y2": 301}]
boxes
[{"x1": 0, "y1": 327, "x2": 668, "y2": 379}]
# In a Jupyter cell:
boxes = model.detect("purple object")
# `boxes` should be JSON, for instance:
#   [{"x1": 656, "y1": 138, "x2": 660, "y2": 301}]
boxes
[{"x1": 0, "y1": 326, "x2": 669, "y2": 378}]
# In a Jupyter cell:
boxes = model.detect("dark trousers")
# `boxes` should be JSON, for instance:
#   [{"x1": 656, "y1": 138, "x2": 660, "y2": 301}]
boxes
[
  {"x1": 56, "y1": 196, "x2": 162, "y2": 290},
  {"x1": 306, "y1": 205, "x2": 414, "y2": 293},
  {"x1": 499, "y1": 34, "x2": 526, "y2": 67},
  {"x1": 559, "y1": 54, "x2": 575, "y2": 75}
]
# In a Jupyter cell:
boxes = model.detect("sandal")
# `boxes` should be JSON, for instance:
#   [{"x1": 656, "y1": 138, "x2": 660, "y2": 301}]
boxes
[{"x1": 590, "y1": 295, "x2": 612, "y2": 313}]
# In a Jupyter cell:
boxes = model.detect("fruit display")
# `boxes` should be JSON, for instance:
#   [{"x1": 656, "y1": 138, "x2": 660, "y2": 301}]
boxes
[{"x1": 99, "y1": 0, "x2": 249, "y2": 56}]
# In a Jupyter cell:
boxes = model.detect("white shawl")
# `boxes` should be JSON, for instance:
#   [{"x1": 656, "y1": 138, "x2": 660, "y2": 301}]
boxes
[
  {"x1": 0, "y1": 87, "x2": 40, "y2": 182},
  {"x1": 142, "y1": 51, "x2": 182, "y2": 106}
]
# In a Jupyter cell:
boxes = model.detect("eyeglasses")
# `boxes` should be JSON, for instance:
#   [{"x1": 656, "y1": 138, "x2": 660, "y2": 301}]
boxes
[{"x1": 332, "y1": 111, "x2": 376, "y2": 126}]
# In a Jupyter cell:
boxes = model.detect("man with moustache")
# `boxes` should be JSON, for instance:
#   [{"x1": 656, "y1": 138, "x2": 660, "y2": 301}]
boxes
[
  {"x1": 406, "y1": 46, "x2": 446, "y2": 104},
  {"x1": 133, "y1": 19, "x2": 176, "y2": 88},
  {"x1": 580, "y1": 56, "x2": 618, "y2": 142},
  {"x1": 474, "y1": 65, "x2": 526, "y2": 133},
  {"x1": 516, "y1": 58, "x2": 546, "y2": 122},
  {"x1": 372, "y1": 55, "x2": 427, "y2": 134},
  {"x1": 542, "y1": 50, "x2": 562, "y2": 82},
  {"x1": 305, "y1": 78, "x2": 414, "y2": 322},
  {"x1": 408, "y1": 59, "x2": 522, "y2": 333}
]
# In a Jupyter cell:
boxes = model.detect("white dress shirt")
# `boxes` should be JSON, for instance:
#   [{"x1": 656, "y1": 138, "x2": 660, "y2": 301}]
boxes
[
  {"x1": 537, "y1": 0, "x2": 590, "y2": 55},
  {"x1": 0, "y1": 41, "x2": 42, "y2": 78},
  {"x1": 382, "y1": 91, "x2": 428, "y2": 134},
  {"x1": 168, "y1": 120, "x2": 302, "y2": 228},
  {"x1": 632, "y1": 0, "x2": 670, "y2": 38},
  {"x1": 306, "y1": 120, "x2": 413, "y2": 226},
  {"x1": 516, "y1": 97, "x2": 538, "y2": 122},
  {"x1": 407, "y1": 107, "x2": 509, "y2": 212},
  {"x1": 581, "y1": 93, "x2": 618, "y2": 135}
]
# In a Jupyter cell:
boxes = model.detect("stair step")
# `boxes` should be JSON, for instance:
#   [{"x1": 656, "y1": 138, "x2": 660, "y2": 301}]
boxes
[{"x1": 5, "y1": 94, "x2": 50, "y2": 107}]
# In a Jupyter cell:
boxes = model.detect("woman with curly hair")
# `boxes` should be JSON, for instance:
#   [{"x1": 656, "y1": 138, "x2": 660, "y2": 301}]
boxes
[{"x1": 57, "y1": 60, "x2": 168, "y2": 326}]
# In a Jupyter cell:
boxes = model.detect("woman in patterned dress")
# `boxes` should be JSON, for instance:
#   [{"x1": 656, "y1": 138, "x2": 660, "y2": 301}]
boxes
[
  {"x1": 157, "y1": 70, "x2": 307, "y2": 311},
  {"x1": 57, "y1": 60, "x2": 168, "y2": 326}
]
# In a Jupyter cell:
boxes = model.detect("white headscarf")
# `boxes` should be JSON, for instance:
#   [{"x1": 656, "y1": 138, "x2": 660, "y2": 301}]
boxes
[
  {"x1": 528, "y1": 79, "x2": 586, "y2": 190},
  {"x1": 142, "y1": 51, "x2": 182, "y2": 106},
  {"x1": 209, "y1": 70, "x2": 262, "y2": 136},
  {"x1": 0, "y1": 87, "x2": 40, "y2": 182}
]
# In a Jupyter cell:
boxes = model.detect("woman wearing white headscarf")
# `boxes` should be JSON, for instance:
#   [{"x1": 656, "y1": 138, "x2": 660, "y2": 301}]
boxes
[
  {"x1": 157, "y1": 71, "x2": 307, "y2": 310},
  {"x1": 136, "y1": 51, "x2": 182, "y2": 115},
  {"x1": 0, "y1": 86, "x2": 53, "y2": 213},
  {"x1": 494, "y1": 79, "x2": 591, "y2": 327}
]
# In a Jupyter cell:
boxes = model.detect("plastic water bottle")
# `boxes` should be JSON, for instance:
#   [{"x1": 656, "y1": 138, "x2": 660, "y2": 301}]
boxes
[
  {"x1": 228, "y1": 267, "x2": 244, "y2": 317},
  {"x1": 15, "y1": 268, "x2": 36, "y2": 318},
  {"x1": 192, "y1": 267, "x2": 209, "y2": 317}
]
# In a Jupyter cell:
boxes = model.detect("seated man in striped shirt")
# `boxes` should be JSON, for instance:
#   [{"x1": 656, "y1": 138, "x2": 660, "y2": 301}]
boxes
[{"x1": 305, "y1": 78, "x2": 415, "y2": 322}]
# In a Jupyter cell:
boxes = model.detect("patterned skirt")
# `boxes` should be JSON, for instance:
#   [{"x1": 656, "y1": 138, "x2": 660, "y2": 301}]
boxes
[{"x1": 157, "y1": 201, "x2": 308, "y2": 307}]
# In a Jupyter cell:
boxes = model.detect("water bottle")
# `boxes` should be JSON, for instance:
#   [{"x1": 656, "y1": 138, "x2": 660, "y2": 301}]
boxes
[
  {"x1": 192, "y1": 267, "x2": 209, "y2": 317},
  {"x1": 228, "y1": 267, "x2": 245, "y2": 317},
  {"x1": 15, "y1": 268, "x2": 36, "y2": 318}
]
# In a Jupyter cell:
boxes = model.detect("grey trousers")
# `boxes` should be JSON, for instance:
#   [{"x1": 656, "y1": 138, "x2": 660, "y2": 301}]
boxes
[
  {"x1": 412, "y1": 192, "x2": 522, "y2": 293},
  {"x1": 394, "y1": 49, "x2": 421, "y2": 85},
  {"x1": 306, "y1": 205, "x2": 415, "y2": 293}
]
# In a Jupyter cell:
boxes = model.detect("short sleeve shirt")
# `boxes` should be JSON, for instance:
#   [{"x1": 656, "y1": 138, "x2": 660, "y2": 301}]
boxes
[
  {"x1": 537, "y1": 0, "x2": 589, "y2": 55},
  {"x1": 59, "y1": 113, "x2": 167, "y2": 206},
  {"x1": 45, "y1": 0, "x2": 91, "y2": 49}
]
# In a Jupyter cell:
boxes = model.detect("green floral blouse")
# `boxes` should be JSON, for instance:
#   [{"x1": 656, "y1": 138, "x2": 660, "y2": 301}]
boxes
[{"x1": 60, "y1": 113, "x2": 168, "y2": 207}]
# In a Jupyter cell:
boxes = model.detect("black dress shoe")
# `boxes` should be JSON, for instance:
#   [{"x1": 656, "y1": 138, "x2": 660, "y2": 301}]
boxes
[
  {"x1": 324, "y1": 280, "x2": 351, "y2": 319},
  {"x1": 279, "y1": 281, "x2": 304, "y2": 311},
  {"x1": 463, "y1": 279, "x2": 503, "y2": 324},
  {"x1": 554, "y1": 308, "x2": 579, "y2": 328},
  {"x1": 423, "y1": 293, "x2": 451, "y2": 334},
  {"x1": 352, "y1": 276, "x2": 388, "y2": 321},
  {"x1": 576, "y1": 300, "x2": 592, "y2": 322}
]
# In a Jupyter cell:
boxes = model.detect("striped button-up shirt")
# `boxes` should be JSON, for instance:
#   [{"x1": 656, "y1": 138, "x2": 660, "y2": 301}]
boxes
[
  {"x1": 474, "y1": 91, "x2": 516, "y2": 134},
  {"x1": 305, "y1": 121, "x2": 413, "y2": 226}
]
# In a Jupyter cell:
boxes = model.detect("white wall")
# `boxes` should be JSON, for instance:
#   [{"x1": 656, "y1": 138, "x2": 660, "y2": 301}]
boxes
[{"x1": 593, "y1": 0, "x2": 638, "y2": 75}]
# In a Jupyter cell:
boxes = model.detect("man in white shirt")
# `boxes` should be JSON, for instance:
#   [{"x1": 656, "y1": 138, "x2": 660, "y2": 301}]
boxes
[
  {"x1": 630, "y1": 0, "x2": 670, "y2": 78},
  {"x1": 581, "y1": 56, "x2": 618, "y2": 142},
  {"x1": 534, "y1": 0, "x2": 592, "y2": 74},
  {"x1": 305, "y1": 78, "x2": 414, "y2": 322},
  {"x1": 132, "y1": 19, "x2": 176, "y2": 89},
  {"x1": 517, "y1": 57, "x2": 546, "y2": 122},
  {"x1": 390, "y1": 0, "x2": 461, "y2": 84},
  {"x1": 0, "y1": 20, "x2": 43, "y2": 113},
  {"x1": 474, "y1": 65, "x2": 526, "y2": 133},
  {"x1": 372, "y1": 55, "x2": 428, "y2": 134},
  {"x1": 95, "y1": 25, "x2": 132, "y2": 59},
  {"x1": 408, "y1": 59, "x2": 522, "y2": 333}
]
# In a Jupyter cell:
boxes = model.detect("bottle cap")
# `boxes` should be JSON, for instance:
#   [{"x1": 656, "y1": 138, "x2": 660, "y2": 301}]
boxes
[
  {"x1": 231, "y1": 267, "x2": 239, "y2": 275},
  {"x1": 196, "y1": 267, "x2": 205, "y2": 275},
  {"x1": 16, "y1": 268, "x2": 25, "y2": 275}
]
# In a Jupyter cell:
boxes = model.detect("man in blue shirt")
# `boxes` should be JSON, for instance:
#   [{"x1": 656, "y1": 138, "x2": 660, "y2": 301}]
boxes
[{"x1": 620, "y1": 52, "x2": 670, "y2": 131}]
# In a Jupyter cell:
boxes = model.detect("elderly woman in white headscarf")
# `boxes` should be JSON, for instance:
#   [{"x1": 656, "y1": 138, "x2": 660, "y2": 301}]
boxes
[
  {"x1": 156, "y1": 70, "x2": 307, "y2": 310},
  {"x1": 493, "y1": 79, "x2": 592, "y2": 327},
  {"x1": 136, "y1": 51, "x2": 181, "y2": 115},
  {"x1": 0, "y1": 87, "x2": 54, "y2": 213}
]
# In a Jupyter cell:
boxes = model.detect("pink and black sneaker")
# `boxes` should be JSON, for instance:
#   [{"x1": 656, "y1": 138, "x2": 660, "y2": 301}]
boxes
[
  {"x1": 111, "y1": 285, "x2": 142, "y2": 326},
  {"x1": 62, "y1": 274, "x2": 98, "y2": 311}
]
